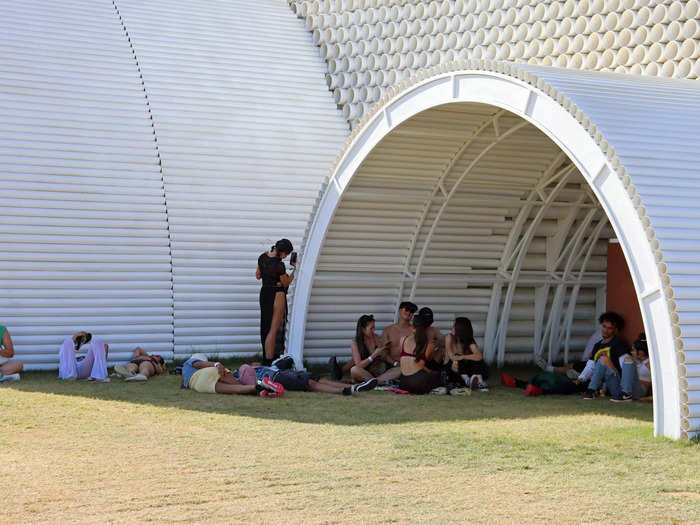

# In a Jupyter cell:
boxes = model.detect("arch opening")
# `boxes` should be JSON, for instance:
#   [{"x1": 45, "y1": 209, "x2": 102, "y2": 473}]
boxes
[{"x1": 288, "y1": 67, "x2": 685, "y2": 440}]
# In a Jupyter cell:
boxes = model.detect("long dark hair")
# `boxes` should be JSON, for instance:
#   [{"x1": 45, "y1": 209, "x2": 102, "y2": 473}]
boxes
[
  {"x1": 454, "y1": 317, "x2": 475, "y2": 354},
  {"x1": 355, "y1": 314, "x2": 374, "y2": 360},
  {"x1": 272, "y1": 238, "x2": 293, "y2": 256},
  {"x1": 413, "y1": 313, "x2": 429, "y2": 362}
]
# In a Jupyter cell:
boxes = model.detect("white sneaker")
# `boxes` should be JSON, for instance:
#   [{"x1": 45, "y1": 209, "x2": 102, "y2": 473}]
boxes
[
  {"x1": 0, "y1": 373, "x2": 20, "y2": 382},
  {"x1": 91, "y1": 377, "x2": 111, "y2": 383},
  {"x1": 125, "y1": 374, "x2": 147, "y2": 382}
]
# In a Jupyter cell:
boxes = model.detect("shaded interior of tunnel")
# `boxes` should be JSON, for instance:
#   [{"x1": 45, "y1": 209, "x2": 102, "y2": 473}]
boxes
[{"x1": 304, "y1": 102, "x2": 617, "y2": 370}]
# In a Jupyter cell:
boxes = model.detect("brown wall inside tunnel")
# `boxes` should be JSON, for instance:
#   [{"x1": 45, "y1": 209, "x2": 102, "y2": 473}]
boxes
[{"x1": 607, "y1": 240, "x2": 644, "y2": 343}]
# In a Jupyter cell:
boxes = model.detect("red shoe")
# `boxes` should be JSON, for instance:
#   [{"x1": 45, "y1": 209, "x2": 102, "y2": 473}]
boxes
[
  {"x1": 259, "y1": 377, "x2": 285, "y2": 395},
  {"x1": 524, "y1": 384, "x2": 543, "y2": 396},
  {"x1": 260, "y1": 390, "x2": 283, "y2": 398},
  {"x1": 501, "y1": 372, "x2": 516, "y2": 388}
]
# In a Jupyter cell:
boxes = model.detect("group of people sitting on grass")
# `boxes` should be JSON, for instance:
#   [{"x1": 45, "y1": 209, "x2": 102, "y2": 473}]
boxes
[
  {"x1": 1, "y1": 307, "x2": 652, "y2": 404},
  {"x1": 328, "y1": 302, "x2": 490, "y2": 395},
  {"x1": 501, "y1": 311, "x2": 652, "y2": 402}
]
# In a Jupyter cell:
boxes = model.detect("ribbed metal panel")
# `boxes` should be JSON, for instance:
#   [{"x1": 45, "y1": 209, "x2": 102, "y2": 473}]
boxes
[
  {"x1": 114, "y1": 0, "x2": 348, "y2": 357},
  {"x1": 0, "y1": 0, "x2": 172, "y2": 368}
]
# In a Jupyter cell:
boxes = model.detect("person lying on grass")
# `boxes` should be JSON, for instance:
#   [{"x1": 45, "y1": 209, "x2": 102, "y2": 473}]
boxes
[
  {"x1": 0, "y1": 324, "x2": 23, "y2": 382},
  {"x1": 114, "y1": 347, "x2": 167, "y2": 381},
  {"x1": 181, "y1": 353, "x2": 284, "y2": 397},
  {"x1": 58, "y1": 331, "x2": 110, "y2": 382},
  {"x1": 500, "y1": 370, "x2": 587, "y2": 396},
  {"x1": 235, "y1": 355, "x2": 377, "y2": 395}
]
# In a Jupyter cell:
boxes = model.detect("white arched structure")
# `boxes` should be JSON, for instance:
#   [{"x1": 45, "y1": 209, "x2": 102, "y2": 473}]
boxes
[{"x1": 289, "y1": 61, "x2": 700, "y2": 440}]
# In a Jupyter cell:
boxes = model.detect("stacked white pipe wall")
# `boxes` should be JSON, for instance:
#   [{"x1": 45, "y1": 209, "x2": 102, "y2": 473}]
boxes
[
  {"x1": 289, "y1": 0, "x2": 700, "y2": 127},
  {"x1": 0, "y1": 0, "x2": 173, "y2": 367},
  {"x1": 0, "y1": 0, "x2": 348, "y2": 366},
  {"x1": 114, "y1": 0, "x2": 348, "y2": 358}
]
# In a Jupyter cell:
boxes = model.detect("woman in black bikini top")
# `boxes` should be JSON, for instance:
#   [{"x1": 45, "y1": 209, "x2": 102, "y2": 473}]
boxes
[{"x1": 256, "y1": 238, "x2": 296, "y2": 365}]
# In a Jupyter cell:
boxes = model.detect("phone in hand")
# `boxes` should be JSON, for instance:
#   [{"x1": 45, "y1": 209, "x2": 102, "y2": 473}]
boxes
[{"x1": 290, "y1": 252, "x2": 298, "y2": 265}]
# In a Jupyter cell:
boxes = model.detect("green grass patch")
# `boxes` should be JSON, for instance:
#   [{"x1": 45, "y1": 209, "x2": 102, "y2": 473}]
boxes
[{"x1": 1, "y1": 368, "x2": 698, "y2": 524}]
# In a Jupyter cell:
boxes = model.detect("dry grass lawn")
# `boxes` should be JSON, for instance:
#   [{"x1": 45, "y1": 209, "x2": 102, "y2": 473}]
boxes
[{"x1": 1, "y1": 367, "x2": 699, "y2": 524}]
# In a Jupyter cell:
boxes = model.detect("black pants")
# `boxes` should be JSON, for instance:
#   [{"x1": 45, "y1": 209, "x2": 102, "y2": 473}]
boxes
[
  {"x1": 259, "y1": 287, "x2": 286, "y2": 364},
  {"x1": 399, "y1": 368, "x2": 442, "y2": 395}
]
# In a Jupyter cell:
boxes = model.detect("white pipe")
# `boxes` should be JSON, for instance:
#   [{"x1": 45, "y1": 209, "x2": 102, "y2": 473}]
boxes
[
  {"x1": 644, "y1": 62, "x2": 660, "y2": 76},
  {"x1": 529, "y1": 21, "x2": 544, "y2": 40},
  {"x1": 616, "y1": 46, "x2": 632, "y2": 67},
  {"x1": 617, "y1": 28, "x2": 632, "y2": 48},
  {"x1": 651, "y1": 4, "x2": 668, "y2": 25},
  {"x1": 600, "y1": 49, "x2": 616, "y2": 69},
  {"x1": 601, "y1": 31, "x2": 618, "y2": 51},
  {"x1": 679, "y1": 39, "x2": 699, "y2": 59},
  {"x1": 514, "y1": 24, "x2": 530, "y2": 42},
  {"x1": 488, "y1": 26, "x2": 501, "y2": 45},
  {"x1": 589, "y1": 14, "x2": 604, "y2": 33},
  {"x1": 629, "y1": 63, "x2": 643, "y2": 75},
  {"x1": 663, "y1": 41, "x2": 680, "y2": 61},
  {"x1": 342, "y1": 103, "x2": 362, "y2": 121},
  {"x1": 436, "y1": 16, "x2": 449, "y2": 35},
  {"x1": 474, "y1": 28, "x2": 486, "y2": 46},
  {"x1": 516, "y1": 5, "x2": 532, "y2": 24},
  {"x1": 489, "y1": 9, "x2": 503, "y2": 27},
  {"x1": 585, "y1": 51, "x2": 601, "y2": 69},
  {"x1": 631, "y1": 44, "x2": 648, "y2": 65},
  {"x1": 583, "y1": 33, "x2": 601, "y2": 53},
  {"x1": 632, "y1": 26, "x2": 648, "y2": 46},
  {"x1": 509, "y1": 41, "x2": 525, "y2": 60},
  {"x1": 540, "y1": 38, "x2": 554, "y2": 58},
  {"x1": 661, "y1": 60, "x2": 677, "y2": 78},
  {"x1": 684, "y1": 0, "x2": 700, "y2": 20},
  {"x1": 541, "y1": 55, "x2": 554, "y2": 66},
  {"x1": 560, "y1": 0, "x2": 576, "y2": 17},
  {"x1": 668, "y1": 0, "x2": 684, "y2": 21},
  {"x1": 648, "y1": 42, "x2": 664, "y2": 63},
  {"x1": 571, "y1": 34, "x2": 585, "y2": 53},
  {"x1": 503, "y1": 6, "x2": 517, "y2": 25},
  {"x1": 682, "y1": 19, "x2": 700, "y2": 40},
  {"x1": 569, "y1": 53, "x2": 584, "y2": 69},
  {"x1": 556, "y1": 36, "x2": 571, "y2": 55},
  {"x1": 677, "y1": 57, "x2": 694, "y2": 78},
  {"x1": 605, "y1": 12, "x2": 621, "y2": 32},
  {"x1": 555, "y1": 54, "x2": 568, "y2": 68}
]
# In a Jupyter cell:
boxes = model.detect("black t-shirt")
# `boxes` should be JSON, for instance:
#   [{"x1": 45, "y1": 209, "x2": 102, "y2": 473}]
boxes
[
  {"x1": 258, "y1": 253, "x2": 286, "y2": 288},
  {"x1": 591, "y1": 335, "x2": 630, "y2": 375}
]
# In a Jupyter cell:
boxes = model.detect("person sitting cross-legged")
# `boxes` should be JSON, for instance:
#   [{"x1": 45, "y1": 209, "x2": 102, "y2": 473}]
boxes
[
  {"x1": 114, "y1": 347, "x2": 167, "y2": 382},
  {"x1": 236, "y1": 356, "x2": 377, "y2": 396},
  {"x1": 348, "y1": 314, "x2": 400, "y2": 385},
  {"x1": 58, "y1": 331, "x2": 110, "y2": 382},
  {"x1": 398, "y1": 311, "x2": 443, "y2": 395},
  {"x1": 181, "y1": 353, "x2": 284, "y2": 397},
  {"x1": 445, "y1": 317, "x2": 489, "y2": 392},
  {"x1": 0, "y1": 324, "x2": 23, "y2": 382}
]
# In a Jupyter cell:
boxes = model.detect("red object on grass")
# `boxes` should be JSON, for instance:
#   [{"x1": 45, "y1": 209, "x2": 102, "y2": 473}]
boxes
[
  {"x1": 501, "y1": 372, "x2": 516, "y2": 388},
  {"x1": 524, "y1": 384, "x2": 543, "y2": 396}
]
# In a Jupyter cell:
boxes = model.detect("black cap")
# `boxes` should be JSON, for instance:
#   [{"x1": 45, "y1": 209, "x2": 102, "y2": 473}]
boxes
[
  {"x1": 417, "y1": 307, "x2": 433, "y2": 325},
  {"x1": 398, "y1": 301, "x2": 417, "y2": 313}
]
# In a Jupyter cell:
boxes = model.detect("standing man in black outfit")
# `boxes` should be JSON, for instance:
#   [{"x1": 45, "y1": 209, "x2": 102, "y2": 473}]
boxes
[{"x1": 256, "y1": 239, "x2": 295, "y2": 365}]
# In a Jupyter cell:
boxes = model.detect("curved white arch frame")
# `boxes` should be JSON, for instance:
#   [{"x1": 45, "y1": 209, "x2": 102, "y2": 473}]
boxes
[{"x1": 289, "y1": 69, "x2": 681, "y2": 439}]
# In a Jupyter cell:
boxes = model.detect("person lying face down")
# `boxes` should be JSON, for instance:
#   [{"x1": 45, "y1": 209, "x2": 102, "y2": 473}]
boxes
[
  {"x1": 181, "y1": 353, "x2": 284, "y2": 397},
  {"x1": 58, "y1": 331, "x2": 110, "y2": 382},
  {"x1": 114, "y1": 347, "x2": 167, "y2": 382},
  {"x1": 236, "y1": 355, "x2": 377, "y2": 396},
  {"x1": 0, "y1": 323, "x2": 23, "y2": 382}
]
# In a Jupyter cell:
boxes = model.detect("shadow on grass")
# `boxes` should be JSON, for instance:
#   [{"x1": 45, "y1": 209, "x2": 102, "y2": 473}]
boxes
[{"x1": 5, "y1": 366, "x2": 654, "y2": 427}]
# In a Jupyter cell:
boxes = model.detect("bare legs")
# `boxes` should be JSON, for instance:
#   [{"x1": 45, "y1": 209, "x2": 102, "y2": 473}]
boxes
[
  {"x1": 350, "y1": 364, "x2": 400, "y2": 385},
  {"x1": 307, "y1": 377, "x2": 352, "y2": 394},
  {"x1": 0, "y1": 360, "x2": 23, "y2": 376},
  {"x1": 264, "y1": 292, "x2": 286, "y2": 362},
  {"x1": 214, "y1": 370, "x2": 257, "y2": 395}
]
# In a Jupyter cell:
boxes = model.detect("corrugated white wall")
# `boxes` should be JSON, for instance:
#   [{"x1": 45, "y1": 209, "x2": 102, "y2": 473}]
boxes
[
  {"x1": 0, "y1": 0, "x2": 173, "y2": 368},
  {"x1": 307, "y1": 103, "x2": 611, "y2": 362},
  {"x1": 114, "y1": 0, "x2": 348, "y2": 358}
]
